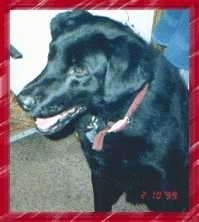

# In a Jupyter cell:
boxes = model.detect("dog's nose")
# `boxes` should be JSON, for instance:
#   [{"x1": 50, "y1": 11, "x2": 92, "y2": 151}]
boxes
[{"x1": 17, "y1": 94, "x2": 36, "y2": 111}]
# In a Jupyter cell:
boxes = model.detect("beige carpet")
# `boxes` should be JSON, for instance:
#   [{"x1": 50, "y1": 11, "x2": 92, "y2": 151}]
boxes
[{"x1": 10, "y1": 131, "x2": 148, "y2": 212}]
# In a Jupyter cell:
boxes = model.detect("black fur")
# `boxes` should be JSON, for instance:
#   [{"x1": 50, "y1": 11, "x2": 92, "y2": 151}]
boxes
[{"x1": 17, "y1": 10, "x2": 188, "y2": 212}]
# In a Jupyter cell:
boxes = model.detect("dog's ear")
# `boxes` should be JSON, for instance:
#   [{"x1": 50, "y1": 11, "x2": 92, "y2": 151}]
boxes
[
  {"x1": 50, "y1": 10, "x2": 93, "y2": 40},
  {"x1": 104, "y1": 36, "x2": 150, "y2": 103}
]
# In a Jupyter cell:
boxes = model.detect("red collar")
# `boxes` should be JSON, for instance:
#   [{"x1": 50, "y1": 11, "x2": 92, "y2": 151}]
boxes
[{"x1": 92, "y1": 83, "x2": 149, "y2": 151}]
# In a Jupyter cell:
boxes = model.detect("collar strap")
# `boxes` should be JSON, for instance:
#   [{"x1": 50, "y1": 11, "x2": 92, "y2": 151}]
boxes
[{"x1": 92, "y1": 83, "x2": 149, "y2": 151}]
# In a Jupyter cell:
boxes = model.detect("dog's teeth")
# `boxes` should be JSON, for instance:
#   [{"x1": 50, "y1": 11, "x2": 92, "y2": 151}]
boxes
[
  {"x1": 35, "y1": 106, "x2": 87, "y2": 133},
  {"x1": 61, "y1": 107, "x2": 76, "y2": 118},
  {"x1": 68, "y1": 107, "x2": 76, "y2": 113}
]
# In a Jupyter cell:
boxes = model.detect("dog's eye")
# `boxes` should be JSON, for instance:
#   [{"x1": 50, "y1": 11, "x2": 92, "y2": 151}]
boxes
[{"x1": 74, "y1": 65, "x2": 88, "y2": 76}]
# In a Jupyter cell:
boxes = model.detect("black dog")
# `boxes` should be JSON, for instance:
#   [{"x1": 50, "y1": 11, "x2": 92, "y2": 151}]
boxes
[{"x1": 17, "y1": 10, "x2": 188, "y2": 212}]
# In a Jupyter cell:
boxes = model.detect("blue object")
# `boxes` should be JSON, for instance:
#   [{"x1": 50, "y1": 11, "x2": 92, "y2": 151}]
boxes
[{"x1": 152, "y1": 10, "x2": 190, "y2": 70}]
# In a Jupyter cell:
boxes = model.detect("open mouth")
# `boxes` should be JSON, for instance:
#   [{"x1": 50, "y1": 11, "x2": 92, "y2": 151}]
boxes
[{"x1": 35, "y1": 106, "x2": 87, "y2": 135}]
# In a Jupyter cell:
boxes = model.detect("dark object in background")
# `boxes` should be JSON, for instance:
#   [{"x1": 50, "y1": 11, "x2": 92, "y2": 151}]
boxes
[
  {"x1": 10, "y1": 44, "x2": 23, "y2": 59},
  {"x1": 17, "y1": 10, "x2": 188, "y2": 212}
]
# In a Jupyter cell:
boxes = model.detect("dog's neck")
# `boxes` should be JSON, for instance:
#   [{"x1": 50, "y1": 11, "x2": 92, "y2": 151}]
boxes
[
  {"x1": 91, "y1": 83, "x2": 149, "y2": 121},
  {"x1": 92, "y1": 83, "x2": 149, "y2": 151}
]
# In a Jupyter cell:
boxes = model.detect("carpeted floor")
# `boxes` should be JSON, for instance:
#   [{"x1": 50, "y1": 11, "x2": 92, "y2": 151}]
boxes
[{"x1": 10, "y1": 131, "x2": 148, "y2": 212}]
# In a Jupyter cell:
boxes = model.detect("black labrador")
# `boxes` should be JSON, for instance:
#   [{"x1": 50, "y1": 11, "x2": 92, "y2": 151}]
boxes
[{"x1": 17, "y1": 10, "x2": 188, "y2": 212}]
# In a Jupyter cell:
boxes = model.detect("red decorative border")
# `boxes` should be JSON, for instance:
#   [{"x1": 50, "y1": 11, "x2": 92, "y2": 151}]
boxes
[{"x1": 0, "y1": 0, "x2": 199, "y2": 221}]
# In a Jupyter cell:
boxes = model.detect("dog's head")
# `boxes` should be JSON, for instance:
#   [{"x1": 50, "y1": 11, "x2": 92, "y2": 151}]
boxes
[{"x1": 17, "y1": 10, "x2": 153, "y2": 135}]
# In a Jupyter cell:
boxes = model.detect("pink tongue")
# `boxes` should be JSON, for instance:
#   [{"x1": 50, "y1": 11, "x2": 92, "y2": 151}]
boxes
[{"x1": 36, "y1": 114, "x2": 61, "y2": 130}]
